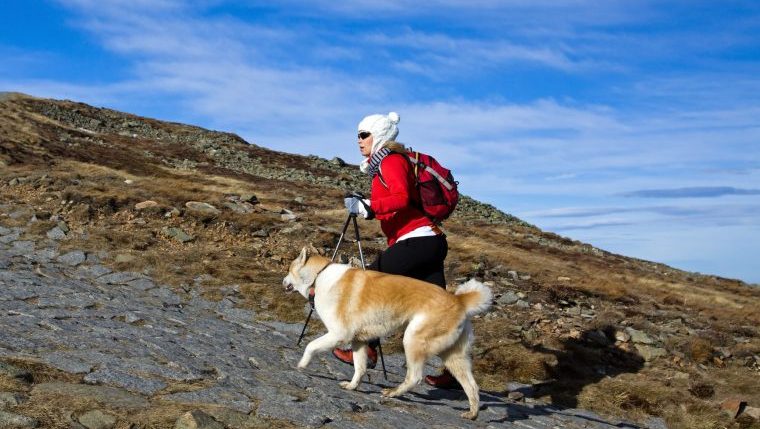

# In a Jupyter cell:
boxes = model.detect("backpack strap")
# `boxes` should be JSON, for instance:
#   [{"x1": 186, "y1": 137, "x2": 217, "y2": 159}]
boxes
[{"x1": 376, "y1": 151, "x2": 406, "y2": 189}]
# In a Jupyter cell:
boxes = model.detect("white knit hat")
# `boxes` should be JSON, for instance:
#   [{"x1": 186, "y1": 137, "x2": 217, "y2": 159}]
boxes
[{"x1": 358, "y1": 112, "x2": 400, "y2": 155}]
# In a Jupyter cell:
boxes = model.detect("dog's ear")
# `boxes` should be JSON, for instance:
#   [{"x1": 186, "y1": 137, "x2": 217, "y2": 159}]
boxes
[{"x1": 297, "y1": 246, "x2": 309, "y2": 264}]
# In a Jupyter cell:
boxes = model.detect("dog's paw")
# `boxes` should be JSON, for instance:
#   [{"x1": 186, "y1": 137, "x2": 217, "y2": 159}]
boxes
[
  {"x1": 460, "y1": 411, "x2": 478, "y2": 420},
  {"x1": 339, "y1": 381, "x2": 356, "y2": 390},
  {"x1": 381, "y1": 388, "x2": 397, "y2": 397}
]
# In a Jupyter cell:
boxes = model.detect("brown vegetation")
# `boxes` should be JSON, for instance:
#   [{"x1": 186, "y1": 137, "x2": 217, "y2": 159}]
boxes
[{"x1": 2, "y1": 93, "x2": 760, "y2": 428}]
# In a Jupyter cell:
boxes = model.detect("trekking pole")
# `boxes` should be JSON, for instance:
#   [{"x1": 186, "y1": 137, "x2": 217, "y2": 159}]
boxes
[
  {"x1": 297, "y1": 210, "x2": 388, "y2": 380},
  {"x1": 297, "y1": 213, "x2": 354, "y2": 346},
  {"x1": 349, "y1": 213, "x2": 388, "y2": 380}
]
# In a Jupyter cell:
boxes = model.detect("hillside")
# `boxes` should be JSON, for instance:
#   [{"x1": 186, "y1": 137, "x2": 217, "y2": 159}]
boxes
[{"x1": 1, "y1": 92, "x2": 759, "y2": 429}]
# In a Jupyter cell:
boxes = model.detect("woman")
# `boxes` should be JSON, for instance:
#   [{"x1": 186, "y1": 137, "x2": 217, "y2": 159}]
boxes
[{"x1": 334, "y1": 112, "x2": 457, "y2": 388}]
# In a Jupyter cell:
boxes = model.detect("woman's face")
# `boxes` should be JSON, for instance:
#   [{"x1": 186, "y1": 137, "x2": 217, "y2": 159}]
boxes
[{"x1": 358, "y1": 132, "x2": 373, "y2": 157}]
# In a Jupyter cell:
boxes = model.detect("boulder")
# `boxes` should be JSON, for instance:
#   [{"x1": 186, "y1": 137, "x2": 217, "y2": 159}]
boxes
[
  {"x1": 78, "y1": 410, "x2": 117, "y2": 429},
  {"x1": 0, "y1": 392, "x2": 23, "y2": 408},
  {"x1": 162, "y1": 227, "x2": 194, "y2": 243},
  {"x1": 0, "y1": 411, "x2": 38, "y2": 428},
  {"x1": 135, "y1": 200, "x2": 159, "y2": 210},
  {"x1": 175, "y1": 410, "x2": 224, "y2": 429},
  {"x1": 720, "y1": 399, "x2": 747, "y2": 418},
  {"x1": 497, "y1": 291, "x2": 519, "y2": 305},
  {"x1": 185, "y1": 202, "x2": 220, "y2": 217},
  {"x1": 635, "y1": 344, "x2": 667, "y2": 362},
  {"x1": 57, "y1": 250, "x2": 87, "y2": 266},
  {"x1": 46, "y1": 226, "x2": 66, "y2": 240},
  {"x1": 625, "y1": 327, "x2": 654, "y2": 344}
]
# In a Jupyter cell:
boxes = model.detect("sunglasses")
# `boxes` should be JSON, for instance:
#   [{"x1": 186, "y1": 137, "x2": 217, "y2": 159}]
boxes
[{"x1": 358, "y1": 131, "x2": 371, "y2": 140}]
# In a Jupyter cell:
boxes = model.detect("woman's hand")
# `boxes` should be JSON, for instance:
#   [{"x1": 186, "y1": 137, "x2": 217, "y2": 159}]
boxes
[{"x1": 344, "y1": 193, "x2": 375, "y2": 220}]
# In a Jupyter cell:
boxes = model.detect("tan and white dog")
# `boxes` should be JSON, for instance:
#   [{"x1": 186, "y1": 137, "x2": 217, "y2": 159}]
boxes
[{"x1": 282, "y1": 246, "x2": 492, "y2": 420}]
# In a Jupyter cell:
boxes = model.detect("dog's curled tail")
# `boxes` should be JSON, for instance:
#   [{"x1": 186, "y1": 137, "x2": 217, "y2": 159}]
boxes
[{"x1": 455, "y1": 279, "x2": 492, "y2": 316}]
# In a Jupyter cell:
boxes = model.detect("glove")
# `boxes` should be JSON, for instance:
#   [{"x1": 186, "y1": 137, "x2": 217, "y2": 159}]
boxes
[{"x1": 344, "y1": 192, "x2": 374, "y2": 220}]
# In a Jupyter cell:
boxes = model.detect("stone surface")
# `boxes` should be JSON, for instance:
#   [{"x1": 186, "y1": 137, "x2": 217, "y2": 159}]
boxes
[
  {"x1": 185, "y1": 202, "x2": 220, "y2": 217},
  {"x1": 46, "y1": 227, "x2": 66, "y2": 240},
  {"x1": 497, "y1": 291, "x2": 520, "y2": 305},
  {"x1": 162, "y1": 227, "x2": 194, "y2": 243},
  {"x1": 0, "y1": 221, "x2": 645, "y2": 429},
  {"x1": 175, "y1": 410, "x2": 224, "y2": 429},
  {"x1": 31, "y1": 383, "x2": 149, "y2": 409},
  {"x1": 626, "y1": 327, "x2": 655, "y2": 345},
  {"x1": 0, "y1": 411, "x2": 38, "y2": 428},
  {"x1": 57, "y1": 250, "x2": 87, "y2": 266},
  {"x1": 0, "y1": 392, "x2": 23, "y2": 408},
  {"x1": 78, "y1": 410, "x2": 117, "y2": 429},
  {"x1": 0, "y1": 362, "x2": 32, "y2": 382},
  {"x1": 135, "y1": 200, "x2": 159, "y2": 210},
  {"x1": 635, "y1": 344, "x2": 667, "y2": 362}
]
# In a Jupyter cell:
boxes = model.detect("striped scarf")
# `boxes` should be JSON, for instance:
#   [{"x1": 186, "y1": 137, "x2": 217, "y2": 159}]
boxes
[{"x1": 366, "y1": 147, "x2": 392, "y2": 177}]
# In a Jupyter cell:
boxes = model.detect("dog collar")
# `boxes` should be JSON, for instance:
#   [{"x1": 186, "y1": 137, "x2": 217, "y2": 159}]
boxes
[{"x1": 307, "y1": 261, "x2": 332, "y2": 309}]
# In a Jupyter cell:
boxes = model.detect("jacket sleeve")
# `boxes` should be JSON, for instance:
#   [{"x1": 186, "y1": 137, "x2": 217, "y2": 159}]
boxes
[{"x1": 370, "y1": 154, "x2": 413, "y2": 215}]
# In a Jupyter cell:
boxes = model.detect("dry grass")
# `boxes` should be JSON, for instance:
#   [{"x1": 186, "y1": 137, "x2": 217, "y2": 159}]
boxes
[{"x1": 4, "y1": 96, "x2": 760, "y2": 429}]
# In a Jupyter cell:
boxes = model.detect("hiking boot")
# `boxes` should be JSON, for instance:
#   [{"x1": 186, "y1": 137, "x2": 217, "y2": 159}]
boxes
[
  {"x1": 425, "y1": 369, "x2": 461, "y2": 389},
  {"x1": 332, "y1": 346, "x2": 378, "y2": 369}
]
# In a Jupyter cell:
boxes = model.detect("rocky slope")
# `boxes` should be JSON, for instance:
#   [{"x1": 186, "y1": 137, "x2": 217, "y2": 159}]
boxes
[{"x1": 1, "y1": 92, "x2": 759, "y2": 429}]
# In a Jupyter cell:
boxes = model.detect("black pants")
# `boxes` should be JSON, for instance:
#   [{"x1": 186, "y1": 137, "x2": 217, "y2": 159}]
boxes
[
  {"x1": 368, "y1": 234, "x2": 448, "y2": 288},
  {"x1": 367, "y1": 234, "x2": 448, "y2": 349}
]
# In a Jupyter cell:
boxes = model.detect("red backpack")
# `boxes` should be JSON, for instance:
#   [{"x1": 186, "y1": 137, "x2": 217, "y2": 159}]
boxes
[{"x1": 380, "y1": 149, "x2": 459, "y2": 224}]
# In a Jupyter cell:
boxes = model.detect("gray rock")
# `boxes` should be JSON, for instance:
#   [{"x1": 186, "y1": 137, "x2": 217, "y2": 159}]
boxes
[
  {"x1": 0, "y1": 411, "x2": 38, "y2": 428},
  {"x1": 161, "y1": 387, "x2": 253, "y2": 414},
  {"x1": 516, "y1": 300, "x2": 530, "y2": 309},
  {"x1": 84, "y1": 368, "x2": 167, "y2": 395},
  {"x1": 251, "y1": 229, "x2": 268, "y2": 237},
  {"x1": 57, "y1": 250, "x2": 87, "y2": 266},
  {"x1": 0, "y1": 226, "x2": 11, "y2": 236},
  {"x1": 497, "y1": 291, "x2": 519, "y2": 305},
  {"x1": 78, "y1": 410, "x2": 117, "y2": 429},
  {"x1": 78, "y1": 264, "x2": 112, "y2": 278},
  {"x1": 174, "y1": 410, "x2": 224, "y2": 429},
  {"x1": 127, "y1": 278, "x2": 155, "y2": 291},
  {"x1": 330, "y1": 157, "x2": 346, "y2": 167},
  {"x1": 57, "y1": 221, "x2": 70, "y2": 233},
  {"x1": 41, "y1": 353, "x2": 93, "y2": 374},
  {"x1": 635, "y1": 344, "x2": 667, "y2": 362},
  {"x1": 614, "y1": 329, "x2": 631, "y2": 342},
  {"x1": 96, "y1": 272, "x2": 142, "y2": 285},
  {"x1": 0, "y1": 392, "x2": 23, "y2": 408},
  {"x1": 9, "y1": 241, "x2": 34, "y2": 256},
  {"x1": 162, "y1": 227, "x2": 194, "y2": 243},
  {"x1": 222, "y1": 201, "x2": 254, "y2": 214},
  {"x1": 626, "y1": 327, "x2": 655, "y2": 345},
  {"x1": 240, "y1": 194, "x2": 258, "y2": 204},
  {"x1": 0, "y1": 362, "x2": 32, "y2": 382},
  {"x1": 185, "y1": 202, "x2": 220, "y2": 217},
  {"x1": 46, "y1": 226, "x2": 67, "y2": 240},
  {"x1": 281, "y1": 209, "x2": 298, "y2": 221},
  {"x1": 644, "y1": 417, "x2": 669, "y2": 429},
  {"x1": 0, "y1": 231, "x2": 20, "y2": 244}
]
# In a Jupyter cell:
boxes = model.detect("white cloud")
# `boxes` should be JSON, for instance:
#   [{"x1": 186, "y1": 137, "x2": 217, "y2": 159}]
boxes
[{"x1": 3, "y1": 0, "x2": 758, "y2": 283}]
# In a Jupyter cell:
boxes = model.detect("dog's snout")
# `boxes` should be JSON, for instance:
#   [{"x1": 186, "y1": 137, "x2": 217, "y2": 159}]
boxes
[{"x1": 282, "y1": 275, "x2": 294, "y2": 292}]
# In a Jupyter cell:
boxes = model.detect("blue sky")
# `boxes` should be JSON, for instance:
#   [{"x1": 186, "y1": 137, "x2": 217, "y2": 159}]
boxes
[{"x1": 2, "y1": 1, "x2": 759, "y2": 283}]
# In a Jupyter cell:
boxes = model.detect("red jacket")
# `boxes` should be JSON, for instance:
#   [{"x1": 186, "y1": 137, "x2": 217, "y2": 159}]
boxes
[{"x1": 369, "y1": 153, "x2": 433, "y2": 245}]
